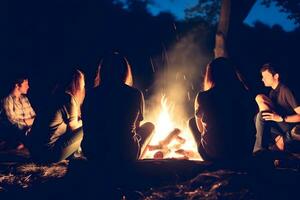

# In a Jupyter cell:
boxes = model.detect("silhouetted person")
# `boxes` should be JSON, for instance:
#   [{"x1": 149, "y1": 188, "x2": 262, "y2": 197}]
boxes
[
  {"x1": 189, "y1": 57, "x2": 255, "y2": 162},
  {"x1": 0, "y1": 74, "x2": 36, "y2": 149},
  {"x1": 82, "y1": 52, "x2": 154, "y2": 192},
  {"x1": 254, "y1": 63, "x2": 300, "y2": 152},
  {"x1": 28, "y1": 69, "x2": 85, "y2": 163}
]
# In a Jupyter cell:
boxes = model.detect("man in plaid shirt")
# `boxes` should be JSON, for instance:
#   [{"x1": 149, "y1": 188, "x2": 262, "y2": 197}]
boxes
[{"x1": 0, "y1": 75, "x2": 35, "y2": 149}]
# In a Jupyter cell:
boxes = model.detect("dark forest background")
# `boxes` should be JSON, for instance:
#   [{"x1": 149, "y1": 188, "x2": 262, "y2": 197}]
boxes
[{"x1": 0, "y1": 0, "x2": 299, "y2": 117}]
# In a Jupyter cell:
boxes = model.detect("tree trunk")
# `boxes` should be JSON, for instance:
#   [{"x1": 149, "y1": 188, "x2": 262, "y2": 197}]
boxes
[
  {"x1": 215, "y1": 0, "x2": 257, "y2": 58},
  {"x1": 214, "y1": 0, "x2": 231, "y2": 58}
]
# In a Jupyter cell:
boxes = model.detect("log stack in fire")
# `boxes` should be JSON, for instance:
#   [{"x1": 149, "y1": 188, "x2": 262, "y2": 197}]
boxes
[{"x1": 140, "y1": 96, "x2": 202, "y2": 160}]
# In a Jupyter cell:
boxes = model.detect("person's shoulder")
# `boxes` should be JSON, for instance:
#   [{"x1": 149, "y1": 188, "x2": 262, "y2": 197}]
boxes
[
  {"x1": 55, "y1": 92, "x2": 73, "y2": 105},
  {"x1": 63, "y1": 92, "x2": 73, "y2": 100},
  {"x1": 124, "y1": 85, "x2": 142, "y2": 94},
  {"x1": 2, "y1": 94, "x2": 13, "y2": 103},
  {"x1": 279, "y1": 83, "x2": 295, "y2": 95},
  {"x1": 197, "y1": 89, "x2": 213, "y2": 100},
  {"x1": 20, "y1": 94, "x2": 30, "y2": 100},
  {"x1": 280, "y1": 83, "x2": 290, "y2": 90}
]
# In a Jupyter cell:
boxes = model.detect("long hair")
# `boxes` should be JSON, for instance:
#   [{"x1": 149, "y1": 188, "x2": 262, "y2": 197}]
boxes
[
  {"x1": 203, "y1": 57, "x2": 245, "y2": 92},
  {"x1": 94, "y1": 52, "x2": 133, "y2": 87},
  {"x1": 65, "y1": 69, "x2": 85, "y2": 106}
]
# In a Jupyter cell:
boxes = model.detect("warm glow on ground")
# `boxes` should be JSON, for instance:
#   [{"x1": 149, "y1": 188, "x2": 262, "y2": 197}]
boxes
[{"x1": 141, "y1": 95, "x2": 202, "y2": 160}]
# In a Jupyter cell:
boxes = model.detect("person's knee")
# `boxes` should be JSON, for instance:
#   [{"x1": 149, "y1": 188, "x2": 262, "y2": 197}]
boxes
[
  {"x1": 141, "y1": 122, "x2": 155, "y2": 133},
  {"x1": 188, "y1": 117, "x2": 196, "y2": 131},
  {"x1": 256, "y1": 112, "x2": 265, "y2": 122}
]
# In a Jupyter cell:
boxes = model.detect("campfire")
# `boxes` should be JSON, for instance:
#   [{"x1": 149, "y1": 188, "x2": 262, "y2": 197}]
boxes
[{"x1": 140, "y1": 95, "x2": 202, "y2": 160}]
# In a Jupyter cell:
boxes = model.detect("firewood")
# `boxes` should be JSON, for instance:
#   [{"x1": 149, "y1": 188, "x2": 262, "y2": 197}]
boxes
[
  {"x1": 175, "y1": 135, "x2": 186, "y2": 144},
  {"x1": 159, "y1": 128, "x2": 181, "y2": 147},
  {"x1": 148, "y1": 144, "x2": 163, "y2": 151},
  {"x1": 147, "y1": 129, "x2": 182, "y2": 151},
  {"x1": 175, "y1": 149, "x2": 197, "y2": 158},
  {"x1": 153, "y1": 151, "x2": 164, "y2": 159},
  {"x1": 153, "y1": 148, "x2": 171, "y2": 159}
]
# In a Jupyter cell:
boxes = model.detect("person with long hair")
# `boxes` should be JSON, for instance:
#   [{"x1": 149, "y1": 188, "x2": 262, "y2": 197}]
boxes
[
  {"x1": 28, "y1": 69, "x2": 85, "y2": 162},
  {"x1": 189, "y1": 57, "x2": 256, "y2": 161},
  {"x1": 82, "y1": 52, "x2": 154, "y2": 182}
]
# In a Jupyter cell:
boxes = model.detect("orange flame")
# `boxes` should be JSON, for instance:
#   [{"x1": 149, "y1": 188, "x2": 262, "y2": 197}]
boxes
[{"x1": 141, "y1": 95, "x2": 202, "y2": 160}]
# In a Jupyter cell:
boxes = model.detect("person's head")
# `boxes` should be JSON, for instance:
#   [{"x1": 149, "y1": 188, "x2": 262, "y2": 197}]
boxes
[
  {"x1": 11, "y1": 75, "x2": 30, "y2": 95},
  {"x1": 204, "y1": 57, "x2": 242, "y2": 91},
  {"x1": 260, "y1": 63, "x2": 280, "y2": 88},
  {"x1": 65, "y1": 69, "x2": 85, "y2": 105},
  {"x1": 95, "y1": 52, "x2": 133, "y2": 87}
]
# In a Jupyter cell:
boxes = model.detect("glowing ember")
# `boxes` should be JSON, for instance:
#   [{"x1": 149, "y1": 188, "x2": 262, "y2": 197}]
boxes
[{"x1": 140, "y1": 95, "x2": 202, "y2": 160}]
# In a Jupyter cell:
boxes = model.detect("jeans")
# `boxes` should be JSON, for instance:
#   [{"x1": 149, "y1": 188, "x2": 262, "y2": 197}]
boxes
[
  {"x1": 136, "y1": 122, "x2": 155, "y2": 159},
  {"x1": 30, "y1": 127, "x2": 83, "y2": 163},
  {"x1": 0, "y1": 123, "x2": 29, "y2": 148},
  {"x1": 254, "y1": 111, "x2": 290, "y2": 152}
]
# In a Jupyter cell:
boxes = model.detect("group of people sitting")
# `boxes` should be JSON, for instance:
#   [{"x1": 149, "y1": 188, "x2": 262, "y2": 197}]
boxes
[{"x1": 0, "y1": 53, "x2": 299, "y2": 166}]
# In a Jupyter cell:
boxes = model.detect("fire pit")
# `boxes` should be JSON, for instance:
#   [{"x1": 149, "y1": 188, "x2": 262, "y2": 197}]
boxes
[{"x1": 140, "y1": 96, "x2": 202, "y2": 161}]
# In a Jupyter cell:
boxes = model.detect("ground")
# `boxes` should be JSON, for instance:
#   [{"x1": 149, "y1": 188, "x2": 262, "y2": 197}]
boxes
[{"x1": 1, "y1": 144, "x2": 300, "y2": 200}]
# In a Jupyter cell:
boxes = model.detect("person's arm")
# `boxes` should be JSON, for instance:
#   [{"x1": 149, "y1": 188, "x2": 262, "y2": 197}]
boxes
[
  {"x1": 3, "y1": 96, "x2": 27, "y2": 129},
  {"x1": 24, "y1": 118, "x2": 34, "y2": 126},
  {"x1": 66, "y1": 95, "x2": 82, "y2": 131},
  {"x1": 261, "y1": 109, "x2": 300, "y2": 123},
  {"x1": 194, "y1": 93, "x2": 204, "y2": 134},
  {"x1": 21, "y1": 96, "x2": 36, "y2": 127},
  {"x1": 282, "y1": 107, "x2": 300, "y2": 123},
  {"x1": 135, "y1": 91, "x2": 145, "y2": 129},
  {"x1": 262, "y1": 87, "x2": 300, "y2": 123}
]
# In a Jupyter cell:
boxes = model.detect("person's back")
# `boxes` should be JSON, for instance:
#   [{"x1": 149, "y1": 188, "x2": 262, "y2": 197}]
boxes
[
  {"x1": 190, "y1": 57, "x2": 256, "y2": 162},
  {"x1": 197, "y1": 86, "x2": 255, "y2": 160},
  {"x1": 83, "y1": 83, "x2": 143, "y2": 163}
]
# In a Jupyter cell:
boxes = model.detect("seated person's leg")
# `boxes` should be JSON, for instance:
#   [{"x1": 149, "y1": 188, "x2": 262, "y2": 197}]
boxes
[
  {"x1": 254, "y1": 112, "x2": 272, "y2": 152},
  {"x1": 283, "y1": 125, "x2": 300, "y2": 152},
  {"x1": 0, "y1": 125, "x2": 27, "y2": 149},
  {"x1": 52, "y1": 127, "x2": 84, "y2": 162},
  {"x1": 137, "y1": 122, "x2": 155, "y2": 145},
  {"x1": 271, "y1": 122, "x2": 291, "y2": 151},
  {"x1": 188, "y1": 117, "x2": 210, "y2": 160},
  {"x1": 188, "y1": 117, "x2": 201, "y2": 145},
  {"x1": 137, "y1": 122, "x2": 155, "y2": 158},
  {"x1": 255, "y1": 94, "x2": 273, "y2": 111}
]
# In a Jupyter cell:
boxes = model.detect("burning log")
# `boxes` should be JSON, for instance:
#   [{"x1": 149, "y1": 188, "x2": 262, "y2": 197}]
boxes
[
  {"x1": 153, "y1": 149, "x2": 171, "y2": 159},
  {"x1": 175, "y1": 135, "x2": 185, "y2": 144},
  {"x1": 159, "y1": 128, "x2": 181, "y2": 147},
  {"x1": 175, "y1": 149, "x2": 198, "y2": 158},
  {"x1": 146, "y1": 128, "x2": 190, "y2": 159},
  {"x1": 147, "y1": 128, "x2": 182, "y2": 151}
]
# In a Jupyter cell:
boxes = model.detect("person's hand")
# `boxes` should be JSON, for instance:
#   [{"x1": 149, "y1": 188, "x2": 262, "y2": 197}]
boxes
[
  {"x1": 262, "y1": 111, "x2": 283, "y2": 122},
  {"x1": 24, "y1": 118, "x2": 34, "y2": 126}
]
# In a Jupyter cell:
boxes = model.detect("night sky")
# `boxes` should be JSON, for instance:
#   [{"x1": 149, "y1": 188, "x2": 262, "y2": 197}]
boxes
[{"x1": 134, "y1": 0, "x2": 298, "y2": 31}]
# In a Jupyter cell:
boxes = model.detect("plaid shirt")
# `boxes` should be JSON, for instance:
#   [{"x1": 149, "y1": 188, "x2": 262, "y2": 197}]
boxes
[{"x1": 2, "y1": 94, "x2": 36, "y2": 130}]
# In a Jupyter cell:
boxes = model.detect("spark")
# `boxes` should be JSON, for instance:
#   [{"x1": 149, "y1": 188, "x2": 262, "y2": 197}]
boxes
[
  {"x1": 191, "y1": 83, "x2": 194, "y2": 91},
  {"x1": 173, "y1": 23, "x2": 177, "y2": 31},
  {"x1": 150, "y1": 57, "x2": 155, "y2": 73}
]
